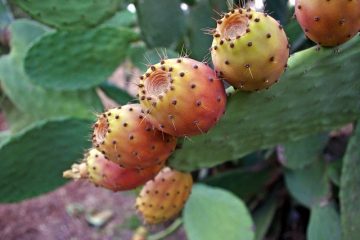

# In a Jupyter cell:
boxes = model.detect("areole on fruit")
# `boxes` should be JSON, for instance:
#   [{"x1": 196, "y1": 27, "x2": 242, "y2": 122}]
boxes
[
  {"x1": 63, "y1": 149, "x2": 165, "y2": 191},
  {"x1": 92, "y1": 104, "x2": 177, "y2": 169},
  {"x1": 138, "y1": 58, "x2": 227, "y2": 137},
  {"x1": 211, "y1": 8, "x2": 290, "y2": 91},
  {"x1": 295, "y1": 0, "x2": 360, "y2": 47}
]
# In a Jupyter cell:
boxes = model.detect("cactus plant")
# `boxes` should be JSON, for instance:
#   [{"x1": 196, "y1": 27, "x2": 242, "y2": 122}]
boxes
[{"x1": 0, "y1": 1, "x2": 360, "y2": 239}]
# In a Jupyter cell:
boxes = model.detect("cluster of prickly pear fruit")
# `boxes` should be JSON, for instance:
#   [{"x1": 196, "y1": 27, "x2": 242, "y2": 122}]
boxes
[
  {"x1": 211, "y1": 8, "x2": 290, "y2": 91},
  {"x1": 63, "y1": 2, "x2": 359, "y2": 227},
  {"x1": 136, "y1": 167, "x2": 193, "y2": 224},
  {"x1": 295, "y1": 0, "x2": 360, "y2": 47}
]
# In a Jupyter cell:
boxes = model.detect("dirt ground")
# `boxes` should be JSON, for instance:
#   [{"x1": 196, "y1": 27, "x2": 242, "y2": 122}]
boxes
[{"x1": 0, "y1": 181, "x2": 187, "y2": 240}]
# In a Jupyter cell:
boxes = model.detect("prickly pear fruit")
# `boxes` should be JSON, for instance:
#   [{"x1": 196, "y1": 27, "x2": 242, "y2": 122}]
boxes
[
  {"x1": 135, "y1": 167, "x2": 193, "y2": 224},
  {"x1": 138, "y1": 58, "x2": 226, "y2": 137},
  {"x1": 63, "y1": 149, "x2": 165, "y2": 191},
  {"x1": 92, "y1": 104, "x2": 177, "y2": 168},
  {"x1": 295, "y1": 0, "x2": 360, "y2": 47},
  {"x1": 211, "y1": 8, "x2": 289, "y2": 91}
]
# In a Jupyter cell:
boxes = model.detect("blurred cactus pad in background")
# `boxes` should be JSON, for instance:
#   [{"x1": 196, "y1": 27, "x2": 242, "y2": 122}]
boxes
[{"x1": 0, "y1": 0, "x2": 360, "y2": 239}]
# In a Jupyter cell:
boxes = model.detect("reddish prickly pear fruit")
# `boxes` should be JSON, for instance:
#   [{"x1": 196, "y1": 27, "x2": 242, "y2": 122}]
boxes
[
  {"x1": 138, "y1": 58, "x2": 226, "y2": 137},
  {"x1": 92, "y1": 104, "x2": 177, "y2": 168},
  {"x1": 135, "y1": 167, "x2": 193, "y2": 224},
  {"x1": 211, "y1": 8, "x2": 289, "y2": 91},
  {"x1": 63, "y1": 149, "x2": 165, "y2": 191},
  {"x1": 295, "y1": 0, "x2": 360, "y2": 47}
]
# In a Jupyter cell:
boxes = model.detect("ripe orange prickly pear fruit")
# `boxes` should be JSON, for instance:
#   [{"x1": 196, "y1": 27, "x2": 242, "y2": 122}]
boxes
[
  {"x1": 295, "y1": 0, "x2": 360, "y2": 47},
  {"x1": 92, "y1": 104, "x2": 177, "y2": 168},
  {"x1": 63, "y1": 149, "x2": 165, "y2": 191},
  {"x1": 138, "y1": 58, "x2": 226, "y2": 137},
  {"x1": 211, "y1": 8, "x2": 289, "y2": 91},
  {"x1": 135, "y1": 167, "x2": 193, "y2": 224}
]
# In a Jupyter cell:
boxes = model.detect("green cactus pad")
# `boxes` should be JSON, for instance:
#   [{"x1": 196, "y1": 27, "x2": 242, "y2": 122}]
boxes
[
  {"x1": 0, "y1": 20, "x2": 102, "y2": 121},
  {"x1": 184, "y1": 184, "x2": 255, "y2": 240},
  {"x1": 307, "y1": 202, "x2": 341, "y2": 240},
  {"x1": 340, "y1": 125, "x2": 360, "y2": 239},
  {"x1": 24, "y1": 27, "x2": 137, "y2": 90},
  {"x1": 136, "y1": 0, "x2": 185, "y2": 48},
  {"x1": 170, "y1": 37, "x2": 360, "y2": 171},
  {"x1": 13, "y1": 0, "x2": 120, "y2": 30},
  {"x1": 0, "y1": 118, "x2": 92, "y2": 203},
  {"x1": 280, "y1": 134, "x2": 328, "y2": 169},
  {"x1": 284, "y1": 159, "x2": 331, "y2": 207}
]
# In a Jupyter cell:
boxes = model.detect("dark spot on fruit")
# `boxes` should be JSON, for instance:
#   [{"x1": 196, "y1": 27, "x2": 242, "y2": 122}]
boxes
[
  {"x1": 230, "y1": 43, "x2": 235, "y2": 48},
  {"x1": 179, "y1": 72, "x2": 185, "y2": 77},
  {"x1": 191, "y1": 84, "x2": 196, "y2": 89},
  {"x1": 247, "y1": 42, "x2": 253, "y2": 47}
]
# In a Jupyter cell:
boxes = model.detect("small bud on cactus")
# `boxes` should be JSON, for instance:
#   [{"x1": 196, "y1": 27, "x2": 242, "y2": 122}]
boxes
[
  {"x1": 92, "y1": 104, "x2": 177, "y2": 168},
  {"x1": 135, "y1": 167, "x2": 193, "y2": 224},
  {"x1": 63, "y1": 149, "x2": 165, "y2": 191},
  {"x1": 138, "y1": 58, "x2": 226, "y2": 137},
  {"x1": 211, "y1": 8, "x2": 289, "y2": 91},
  {"x1": 295, "y1": 0, "x2": 360, "y2": 47}
]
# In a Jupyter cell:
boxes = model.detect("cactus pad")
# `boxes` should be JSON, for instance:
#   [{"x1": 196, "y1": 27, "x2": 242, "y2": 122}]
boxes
[
  {"x1": 13, "y1": 0, "x2": 120, "y2": 30},
  {"x1": 24, "y1": 27, "x2": 137, "y2": 90},
  {"x1": 0, "y1": 118, "x2": 92, "y2": 203},
  {"x1": 0, "y1": 20, "x2": 102, "y2": 121}
]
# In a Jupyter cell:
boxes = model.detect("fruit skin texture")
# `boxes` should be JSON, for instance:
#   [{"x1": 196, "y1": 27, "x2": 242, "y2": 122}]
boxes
[
  {"x1": 295, "y1": 0, "x2": 360, "y2": 47},
  {"x1": 135, "y1": 167, "x2": 193, "y2": 224},
  {"x1": 63, "y1": 149, "x2": 165, "y2": 191},
  {"x1": 138, "y1": 58, "x2": 226, "y2": 137},
  {"x1": 211, "y1": 8, "x2": 289, "y2": 91},
  {"x1": 92, "y1": 104, "x2": 177, "y2": 168}
]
